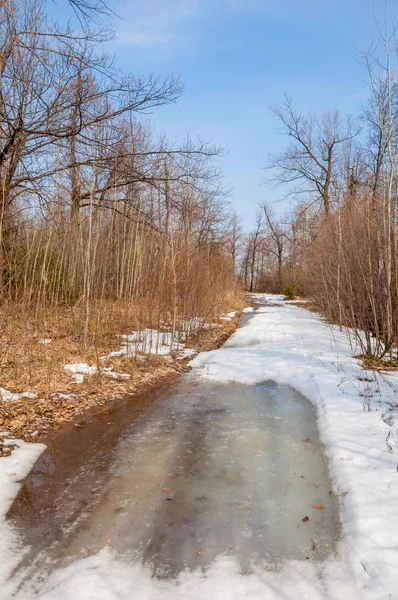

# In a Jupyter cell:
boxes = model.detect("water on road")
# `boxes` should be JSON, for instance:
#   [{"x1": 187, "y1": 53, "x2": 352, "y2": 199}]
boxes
[{"x1": 8, "y1": 377, "x2": 340, "y2": 586}]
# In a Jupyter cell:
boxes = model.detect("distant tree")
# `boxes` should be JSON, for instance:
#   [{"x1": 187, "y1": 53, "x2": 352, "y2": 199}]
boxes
[
  {"x1": 265, "y1": 95, "x2": 355, "y2": 215},
  {"x1": 260, "y1": 202, "x2": 285, "y2": 287}
]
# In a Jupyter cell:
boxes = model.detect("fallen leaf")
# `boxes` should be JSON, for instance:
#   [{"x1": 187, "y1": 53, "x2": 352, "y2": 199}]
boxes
[
  {"x1": 300, "y1": 475, "x2": 305, "y2": 479},
  {"x1": 245, "y1": 570, "x2": 250, "y2": 576},
  {"x1": 164, "y1": 488, "x2": 172, "y2": 492},
  {"x1": 313, "y1": 505, "x2": 324, "y2": 510},
  {"x1": 106, "y1": 538, "x2": 112, "y2": 543},
  {"x1": 147, "y1": 539, "x2": 151, "y2": 545},
  {"x1": 302, "y1": 516, "x2": 309, "y2": 523},
  {"x1": 302, "y1": 438, "x2": 310, "y2": 443},
  {"x1": 198, "y1": 551, "x2": 204, "y2": 555}
]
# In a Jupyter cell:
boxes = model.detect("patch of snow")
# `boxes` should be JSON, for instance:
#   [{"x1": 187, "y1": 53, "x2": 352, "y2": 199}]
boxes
[
  {"x1": 189, "y1": 293, "x2": 398, "y2": 598},
  {"x1": 64, "y1": 363, "x2": 131, "y2": 383},
  {"x1": 64, "y1": 363, "x2": 97, "y2": 375},
  {"x1": 175, "y1": 348, "x2": 197, "y2": 360},
  {"x1": 15, "y1": 549, "x2": 360, "y2": 600},
  {"x1": 0, "y1": 439, "x2": 45, "y2": 591},
  {"x1": 52, "y1": 393, "x2": 76, "y2": 400},
  {"x1": 65, "y1": 363, "x2": 96, "y2": 385},
  {"x1": 102, "y1": 368, "x2": 131, "y2": 381},
  {"x1": 102, "y1": 348, "x2": 126, "y2": 359},
  {"x1": 179, "y1": 317, "x2": 205, "y2": 340},
  {"x1": 123, "y1": 329, "x2": 185, "y2": 356},
  {"x1": 102, "y1": 329, "x2": 195, "y2": 360},
  {"x1": 0, "y1": 388, "x2": 37, "y2": 402},
  {"x1": 220, "y1": 311, "x2": 236, "y2": 320},
  {"x1": 39, "y1": 338, "x2": 52, "y2": 344}
]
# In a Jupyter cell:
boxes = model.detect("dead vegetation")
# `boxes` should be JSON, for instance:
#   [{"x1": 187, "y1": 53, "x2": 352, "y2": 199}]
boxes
[
  {"x1": 0, "y1": 0, "x2": 244, "y2": 454},
  {"x1": 356, "y1": 355, "x2": 398, "y2": 372},
  {"x1": 0, "y1": 307, "x2": 242, "y2": 451},
  {"x1": 242, "y1": 20, "x2": 398, "y2": 364}
]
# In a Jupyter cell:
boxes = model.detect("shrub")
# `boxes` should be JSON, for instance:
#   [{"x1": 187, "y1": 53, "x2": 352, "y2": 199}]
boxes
[{"x1": 282, "y1": 284, "x2": 296, "y2": 300}]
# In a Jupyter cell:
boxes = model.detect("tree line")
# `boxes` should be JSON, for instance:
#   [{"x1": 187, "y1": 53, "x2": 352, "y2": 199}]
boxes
[
  {"x1": 242, "y1": 22, "x2": 398, "y2": 359},
  {"x1": 0, "y1": 0, "x2": 241, "y2": 346}
]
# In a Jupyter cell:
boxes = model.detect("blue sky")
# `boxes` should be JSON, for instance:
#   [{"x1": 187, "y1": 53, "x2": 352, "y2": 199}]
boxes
[{"x1": 63, "y1": 0, "x2": 398, "y2": 228}]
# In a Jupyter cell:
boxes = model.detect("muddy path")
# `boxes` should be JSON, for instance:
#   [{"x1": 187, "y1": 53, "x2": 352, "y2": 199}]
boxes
[
  {"x1": 7, "y1": 306, "x2": 341, "y2": 595},
  {"x1": 6, "y1": 374, "x2": 181, "y2": 562}
]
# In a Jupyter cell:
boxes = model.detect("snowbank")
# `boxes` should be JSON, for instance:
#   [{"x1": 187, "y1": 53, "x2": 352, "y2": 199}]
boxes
[
  {"x1": 0, "y1": 439, "x2": 45, "y2": 589},
  {"x1": 6, "y1": 295, "x2": 398, "y2": 598},
  {"x1": 64, "y1": 363, "x2": 131, "y2": 383},
  {"x1": 0, "y1": 388, "x2": 37, "y2": 402},
  {"x1": 102, "y1": 328, "x2": 196, "y2": 360},
  {"x1": 191, "y1": 294, "x2": 398, "y2": 598}
]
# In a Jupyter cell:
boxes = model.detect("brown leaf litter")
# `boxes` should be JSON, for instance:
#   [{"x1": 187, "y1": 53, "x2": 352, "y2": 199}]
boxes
[{"x1": 0, "y1": 305, "x2": 241, "y2": 454}]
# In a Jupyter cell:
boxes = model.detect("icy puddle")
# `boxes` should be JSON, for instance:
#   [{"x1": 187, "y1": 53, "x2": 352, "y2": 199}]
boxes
[{"x1": 9, "y1": 378, "x2": 340, "y2": 585}]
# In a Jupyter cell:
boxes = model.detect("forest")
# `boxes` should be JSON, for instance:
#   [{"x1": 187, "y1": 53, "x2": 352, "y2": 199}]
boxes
[
  {"x1": 242, "y1": 28, "x2": 398, "y2": 361},
  {"x1": 1, "y1": 2, "x2": 398, "y2": 599},
  {"x1": 0, "y1": 0, "x2": 242, "y2": 405},
  {"x1": 0, "y1": 0, "x2": 397, "y2": 403}
]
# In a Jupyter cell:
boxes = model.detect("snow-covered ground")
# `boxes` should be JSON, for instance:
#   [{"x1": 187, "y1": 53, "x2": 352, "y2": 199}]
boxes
[
  {"x1": 63, "y1": 328, "x2": 198, "y2": 384},
  {"x1": 0, "y1": 439, "x2": 45, "y2": 589},
  {"x1": 102, "y1": 328, "x2": 197, "y2": 361},
  {"x1": 2, "y1": 294, "x2": 398, "y2": 599},
  {"x1": 0, "y1": 388, "x2": 37, "y2": 402},
  {"x1": 193, "y1": 294, "x2": 398, "y2": 599}
]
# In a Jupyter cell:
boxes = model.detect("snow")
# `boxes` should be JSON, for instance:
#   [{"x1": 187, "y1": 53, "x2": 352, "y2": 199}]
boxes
[
  {"x1": 220, "y1": 311, "x2": 237, "y2": 320},
  {"x1": 102, "y1": 328, "x2": 196, "y2": 360},
  {"x1": 179, "y1": 317, "x2": 205, "y2": 339},
  {"x1": 64, "y1": 363, "x2": 97, "y2": 376},
  {"x1": 175, "y1": 347, "x2": 197, "y2": 359},
  {"x1": 102, "y1": 368, "x2": 131, "y2": 380},
  {"x1": 0, "y1": 388, "x2": 37, "y2": 402},
  {"x1": 122, "y1": 329, "x2": 186, "y2": 356},
  {"x1": 18, "y1": 550, "x2": 359, "y2": 600},
  {"x1": 0, "y1": 439, "x2": 45, "y2": 590},
  {"x1": 52, "y1": 392, "x2": 76, "y2": 400},
  {"x1": 39, "y1": 338, "x2": 52, "y2": 344},
  {"x1": 64, "y1": 364, "x2": 131, "y2": 383},
  {"x1": 191, "y1": 294, "x2": 398, "y2": 598},
  {"x1": 5, "y1": 294, "x2": 398, "y2": 598}
]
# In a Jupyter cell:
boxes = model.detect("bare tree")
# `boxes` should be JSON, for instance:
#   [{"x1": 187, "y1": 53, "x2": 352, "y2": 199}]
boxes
[
  {"x1": 260, "y1": 202, "x2": 285, "y2": 287},
  {"x1": 265, "y1": 95, "x2": 355, "y2": 215}
]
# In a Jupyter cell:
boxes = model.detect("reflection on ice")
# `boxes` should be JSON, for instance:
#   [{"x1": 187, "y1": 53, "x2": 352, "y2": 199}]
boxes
[{"x1": 38, "y1": 379, "x2": 340, "y2": 579}]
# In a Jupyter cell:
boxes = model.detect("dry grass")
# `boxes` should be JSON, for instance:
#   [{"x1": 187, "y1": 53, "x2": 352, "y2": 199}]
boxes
[
  {"x1": 0, "y1": 301, "x2": 243, "y2": 450},
  {"x1": 0, "y1": 301, "x2": 138, "y2": 394},
  {"x1": 290, "y1": 299, "x2": 319, "y2": 312},
  {"x1": 357, "y1": 355, "x2": 398, "y2": 372}
]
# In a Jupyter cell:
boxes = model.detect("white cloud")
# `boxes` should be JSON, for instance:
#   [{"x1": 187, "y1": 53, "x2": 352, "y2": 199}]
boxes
[
  {"x1": 115, "y1": 0, "x2": 200, "y2": 49},
  {"x1": 113, "y1": 0, "x2": 322, "y2": 53}
]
